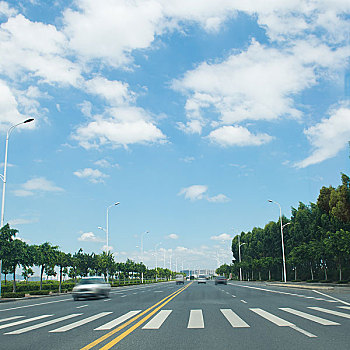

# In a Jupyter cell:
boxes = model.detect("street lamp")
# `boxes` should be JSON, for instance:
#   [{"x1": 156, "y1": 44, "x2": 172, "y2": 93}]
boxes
[
  {"x1": 238, "y1": 235, "x2": 246, "y2": 281},
  {"x1": 140, "y1": 231, "x2": 149, "y2": 283},
  {"x1": 155, "y1": 242, "x2": 162, "y2": 281},
  {"x1": 98, "y1": 202, "x2": 120, "y2": 282},
  {"x1": 268, "y1": 199, "x2": 288, "y2": 283},
  {"x1": 0, "y1": 118, "x2": 34, "y2": 299}
]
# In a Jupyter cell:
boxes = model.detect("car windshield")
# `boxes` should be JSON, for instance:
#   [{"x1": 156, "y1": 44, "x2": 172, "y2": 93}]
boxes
[
  {"x1": 79, "y1": 278, "x2": 105, "y2": 285},
  {"x1": 198, "y1": 275, "x2": 206, "y2": 278}
]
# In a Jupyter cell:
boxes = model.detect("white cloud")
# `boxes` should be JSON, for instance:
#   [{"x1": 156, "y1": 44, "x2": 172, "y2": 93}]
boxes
[
  {"x1": 210, "y1": 233, "x2": 232, "y2": 241},
  {"x1": 85, "y1": 77, "x2": 134, "y2": 106},
  {"x1": 178, "y1": 185, "x2": 208, "y2": 201},
  {"x1": 207, "y1": 194, "x2": 230, "y2": 203},
  {"x1": 94, "y1": 159, "x2": 119, "y2": 168},
  {"x1": 0, "y1": 2, "x2": 17, "y2": 18},
  {"x1": 0, "y1": 15, "x2": 81, "y2": 86},
  {"x1": 72, "y1": 107, "x2": 166, "y2": 149},
  {"x1": 78, "y1": 232, "x2": 104, "y2": 242},
  {"x1": 178, "y1": 185, "x2": 230, "y2": 203},
  {"x1": 73, "y1": 168, "x2": 109, "y2": 183},
  {"x1": 180, "y1": 156, "x2": 195, "y2": 163},
  {"x1": 208, "y1": 125, "x2": 273, "y2": 147},
  {"x1": 295, "y1": 107, "x2": 350, "y2": 168},
  {"x1": 8, "y1": 218, "x2": 38, "y2": 226},
  {"x1": 13, "y1": 177, "x2": 64, "y2": 197},
  {"x1": 167, "y1": 233, "x2": 179, "y2": 240}
]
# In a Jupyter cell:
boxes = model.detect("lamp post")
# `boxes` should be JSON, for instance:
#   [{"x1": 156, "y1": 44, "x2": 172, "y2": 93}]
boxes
[
  {"x1": 268, "y1": 199, "x2": 287, "y2": 283},
  {"x1": 155, "y1": 242, "x2": 162, "y2": 281},
  {"x1": 140, "y1": 231, "x2": 149, "y2": 283},
  {"x1": 98, "y1": 201, "x2": 120, "y2": 282},
  {"x1": 0, "y1": 118, "x2": 34, "y2": 299},
  {"x1": 238, "y1": 235, "x2": 246, "y2": 281}
]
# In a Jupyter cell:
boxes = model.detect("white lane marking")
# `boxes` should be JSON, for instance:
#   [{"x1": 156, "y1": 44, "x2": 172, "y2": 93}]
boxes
[
  {"x1": 229, "y1": 283, "x2": 332, "y2": 302},
  {"x1": 0, "y1": 316, "x2": 24, "y2": 323},
  {"x1": 308, "y1": 307, "x2": 350, "y2": 319},
  {"x1": 231, "y1": 295, "x2": 236, "y2": 298},
  {"x1": 121, "y1": 295, "x2": 127, "y2": 298},
  {"x1": 220, "y1": 309, "x2": 250, "y2": 328},
  {"x1": 0, "y1": 315, "x2": 52, "y2": 330},
  {"x1": 76, "y1": 305, "x2": 88, "y2": 309},
  {"x1": 154, "y1": 291, "x2": 163, "y2": 293},
  {"x1": 187, "y1": 310, "x2": 204, "y2": 329},
  {"x1": 250, "y1": 308, "x2": 294, "y2": 326},
  {"x1": 142, "y1": 310, "x2": 172, "y2": 329},
  {"x1": 0, "y1": 299, "x2": 70, "y2": 312},
  {"x1": 4, "y1": 314, "x2": 82, "y2": 335},
  {"x1": 95, "y1": 311, "x2": 141, "y2": 330},
  {"x1": 338, "y1": 306, "x2": 350, "y2": 310},
  {"x1": 132, "y1": 293, "x2": 137, "y2": 295},
  {"x1": 280, "y1": 308, "x2": 340, "y2": 325},
  {"x1": 49, "y1": 312, "x2": 112, "y2": 332},
  {"x1": 289, "y1": 325, "x2": 317, "y2": 338},
  {"x1": 226, "y1": 292, "x2": 230, "y2": 295},
  {"x1": 240, "y1": 300, "x2": 247, "y2": 304},
  {"x1": 312, "y1": 290, "x2": 350, "y2": 306},
  {"x1": 104, "y1": 299, "x2": 111, "y2": 302}
]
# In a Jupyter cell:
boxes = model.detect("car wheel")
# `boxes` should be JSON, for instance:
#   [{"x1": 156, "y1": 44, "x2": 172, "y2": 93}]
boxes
[
  {"x1": 73, "y1": 295, "x2": 78, "y2": 301},
  {"x1": 105, "y1": 291, "x2": 109, "y2": 298}
]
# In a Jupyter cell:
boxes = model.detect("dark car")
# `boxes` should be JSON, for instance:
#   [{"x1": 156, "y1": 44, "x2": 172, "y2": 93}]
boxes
[{"x1": 215, "y1": 276, "x2": 227, "y2": 285}]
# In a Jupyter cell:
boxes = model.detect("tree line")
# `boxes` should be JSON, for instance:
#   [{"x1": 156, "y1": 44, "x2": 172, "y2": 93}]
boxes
[
  {"x1": 217, "y1": 173, "x2": 350, "y2": 282},
  {"x1": 0, "y1": 225, "x2": 176, "y2": 293}
]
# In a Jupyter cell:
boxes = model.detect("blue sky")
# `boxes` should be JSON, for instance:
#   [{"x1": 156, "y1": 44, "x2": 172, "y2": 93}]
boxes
[{"x1": 0, "y1": 0, "x2": 349, "y2": 271}]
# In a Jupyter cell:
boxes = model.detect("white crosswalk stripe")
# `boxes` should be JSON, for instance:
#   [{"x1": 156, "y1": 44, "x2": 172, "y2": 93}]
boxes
[
  {"x1": 220, "y1": 309, "x2": 249, "y2": 328},
  {"x1": 338, "y1": 306, "x2": 350, "y2": 310},
  {"x1": 95, "y1": 311, "x2": 141, "y2": 330},
  {"x1": 142, "y1": 310, "x2": 172, "y2": 329},
  {"x1": 0, "y1": 315, "x2": 52, "y2": 330},
  {"x1": 0, "y1": 316, "x2": 24, "y2": 323},
  {"x1": 308, "y1": 307, "x2": 350, "y2": 319},
  {"x1": 4, "y1": 314, "x2": 82, "y2": 335},
  {"x1": 49, "y1": 312, "x2": 112, "y2": 333},
  {"x1": 280, "y1": 308, "x2": 340, "y2": 325},
  {"x1": 187, "y1": 310, "x2": 204, "y2": 329},
  {"x1": 250, "y1": 308, "x2": 293, "y2": 326}
]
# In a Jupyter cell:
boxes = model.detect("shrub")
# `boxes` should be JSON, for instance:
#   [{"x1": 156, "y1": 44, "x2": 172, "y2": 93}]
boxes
[
  {"x1": 29, "y1": 290, "x2": 50, "y2": 295},
  {"x1": 2, "y1": 292, "x2": 25, "y2": 298},
  {"x1": 319, "y1": 280, "x2": 333, "y2": 283},
  {"x1": 306, "y1": 279, "x2": 319, "y2": 283},
  {"x1": 336, "y1": 280, "x2": 349, "y2": 284},
  {"x1": 291, "y1": 279, "x2": 302, "y2": 282}
]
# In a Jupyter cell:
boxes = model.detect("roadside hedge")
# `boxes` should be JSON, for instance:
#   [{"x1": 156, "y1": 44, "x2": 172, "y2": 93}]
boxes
[{"x1": 2, "y1": 292, "x2": 25, "y2": 298}]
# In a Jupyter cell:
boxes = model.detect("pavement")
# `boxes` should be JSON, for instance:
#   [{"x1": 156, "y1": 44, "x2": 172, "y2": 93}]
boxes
[{"x1": 0, "y1": 280, "x2": 349, "y2": 349}]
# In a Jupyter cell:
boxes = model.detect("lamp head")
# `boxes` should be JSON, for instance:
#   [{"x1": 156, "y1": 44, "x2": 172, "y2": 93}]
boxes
[
  {"x1": 24, "y1": 118, "x2": 34, "y2": 123},
  {"x1": 115, "y1": 202, "x2": 120, "y2": 206},
  {"x1": 268, "y1": 199, "x2": 273, "y2": 203}
]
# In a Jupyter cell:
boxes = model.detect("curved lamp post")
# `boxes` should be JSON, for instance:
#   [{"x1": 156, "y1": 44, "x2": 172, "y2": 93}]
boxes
[
  {"x1": 0, "y1": 118, "x2": 34, "y2": 298},
  {"x1": 268, "y1": 199, "x2": 288, "y2": 283}
]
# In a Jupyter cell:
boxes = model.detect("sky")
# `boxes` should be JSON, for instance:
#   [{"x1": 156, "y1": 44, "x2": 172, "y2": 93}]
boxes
[{"x1": 0, "y1": 0, "x2": 349, "y2": 272}]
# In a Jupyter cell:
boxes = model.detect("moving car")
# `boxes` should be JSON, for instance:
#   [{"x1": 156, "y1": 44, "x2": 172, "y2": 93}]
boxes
[
  {"x1": 175, "y1": 274, "x2": 185, "y2": 285},
  {"x1": 197, "y1": 274, "x2": 207, "y2": 284},
  {"x1": 72, "y1": 277, "x2": 111, "y2": 300},
  {"x1": 215, "y1": 276, "x2": 227, "y2": 285}
]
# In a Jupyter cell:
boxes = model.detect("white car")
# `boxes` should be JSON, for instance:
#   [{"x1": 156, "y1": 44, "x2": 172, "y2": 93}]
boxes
[
  {"x1": 72, "y1": 277, "x2": 111, "y2": 300},
  {"x1": 197, "y1": 275, "x2": 207, "y2": 284},
  {"x1": 175, "y1": 274, "x2": 185, "y2": 285}
]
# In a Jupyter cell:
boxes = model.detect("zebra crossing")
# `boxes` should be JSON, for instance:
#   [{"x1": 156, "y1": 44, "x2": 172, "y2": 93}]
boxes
[{"x1": 0, "y1": 305, "x2": 348, "y2": 337}]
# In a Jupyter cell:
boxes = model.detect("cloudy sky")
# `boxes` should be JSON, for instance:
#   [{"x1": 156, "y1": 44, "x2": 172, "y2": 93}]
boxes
[{"x1": 1, "y1": 0, "x2": 349, "y2": 270}]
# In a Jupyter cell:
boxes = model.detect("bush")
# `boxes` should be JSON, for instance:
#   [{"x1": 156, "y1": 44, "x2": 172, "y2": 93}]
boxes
[
  {"x1": 291, "y1": 279, "x2": 302, "y2": 282},
  {"x1": 319, "y1": 280, "x2": 333, "y2": 283},
  {"x1": 306, "y1": 279, "x2": 319, "y2": 283},
  {"x1": 336, "y1": 280, "x2": 349, "y2": 284},
  {"x1": 29, "y1": 290, "x2": 50, "y2": 295},
  {"x1": 2, "y1": 292, "x2": 25, "y2": 298}
]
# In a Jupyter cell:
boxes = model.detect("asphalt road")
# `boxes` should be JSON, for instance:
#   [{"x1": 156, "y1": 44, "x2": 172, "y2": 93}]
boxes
[{"x1": 0, "y1": 281, "x2": 349, "y2": 350}]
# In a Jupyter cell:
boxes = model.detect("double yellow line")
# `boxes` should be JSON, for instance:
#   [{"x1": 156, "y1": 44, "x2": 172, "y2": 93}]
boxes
[{"x1": 81, "y1": 282, "x2": 192, "y2": 350}]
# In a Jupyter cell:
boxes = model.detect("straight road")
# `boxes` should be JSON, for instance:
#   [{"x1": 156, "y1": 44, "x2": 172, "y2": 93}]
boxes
[{"x1": 0, "y1": 280, "x2": 349, "y2": 349}]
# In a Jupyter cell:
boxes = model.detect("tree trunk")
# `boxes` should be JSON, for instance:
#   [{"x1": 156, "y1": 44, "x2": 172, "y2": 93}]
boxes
[
  {"x1": 59, "y1": 266, "x2": 62, "y2": 294},
  {"x1": 324, "y1": 267, "x2": 327, "y2": 280},
  {"x1": 294, "y1": 268, "x2": 297, "y2": 281},
  {"x1": 259, "y1": 271, "x2": 261, "y2": 281},
  {"x1": 12, "y1": 268, "x2": 16, "y2": 293},
  {"x1": 4, "y1": 273, "x2": 7, "y2": 284},
  {"x1": 310, "y1": 264, "x2": 314, "y2": 280},
  {"x1": 40, "y1": 265, "x2": 44, "y2": 290},
  {"x1": 339, "y1": 263, "x2": 342, "y2": 281},
  {"x1": 268, "y1": 270, "x2": 271, "y2": 280}
]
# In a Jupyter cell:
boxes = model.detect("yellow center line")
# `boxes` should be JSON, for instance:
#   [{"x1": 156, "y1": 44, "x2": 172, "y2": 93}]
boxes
[
  {"x1": 81, "y1": 283, "x2": 192, "y2": 350},
  {"x1": 100, "y1": 282, "x2": 193, "y2": 350}
]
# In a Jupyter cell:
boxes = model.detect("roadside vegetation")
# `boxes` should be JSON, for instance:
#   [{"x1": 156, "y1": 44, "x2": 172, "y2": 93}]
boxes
[
  {"x1": 0, "y1": 230, "x2": 176, "y2": 297},
  {"x1": 217, "y1": 173, "x2": 350, "y2": 283}
]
